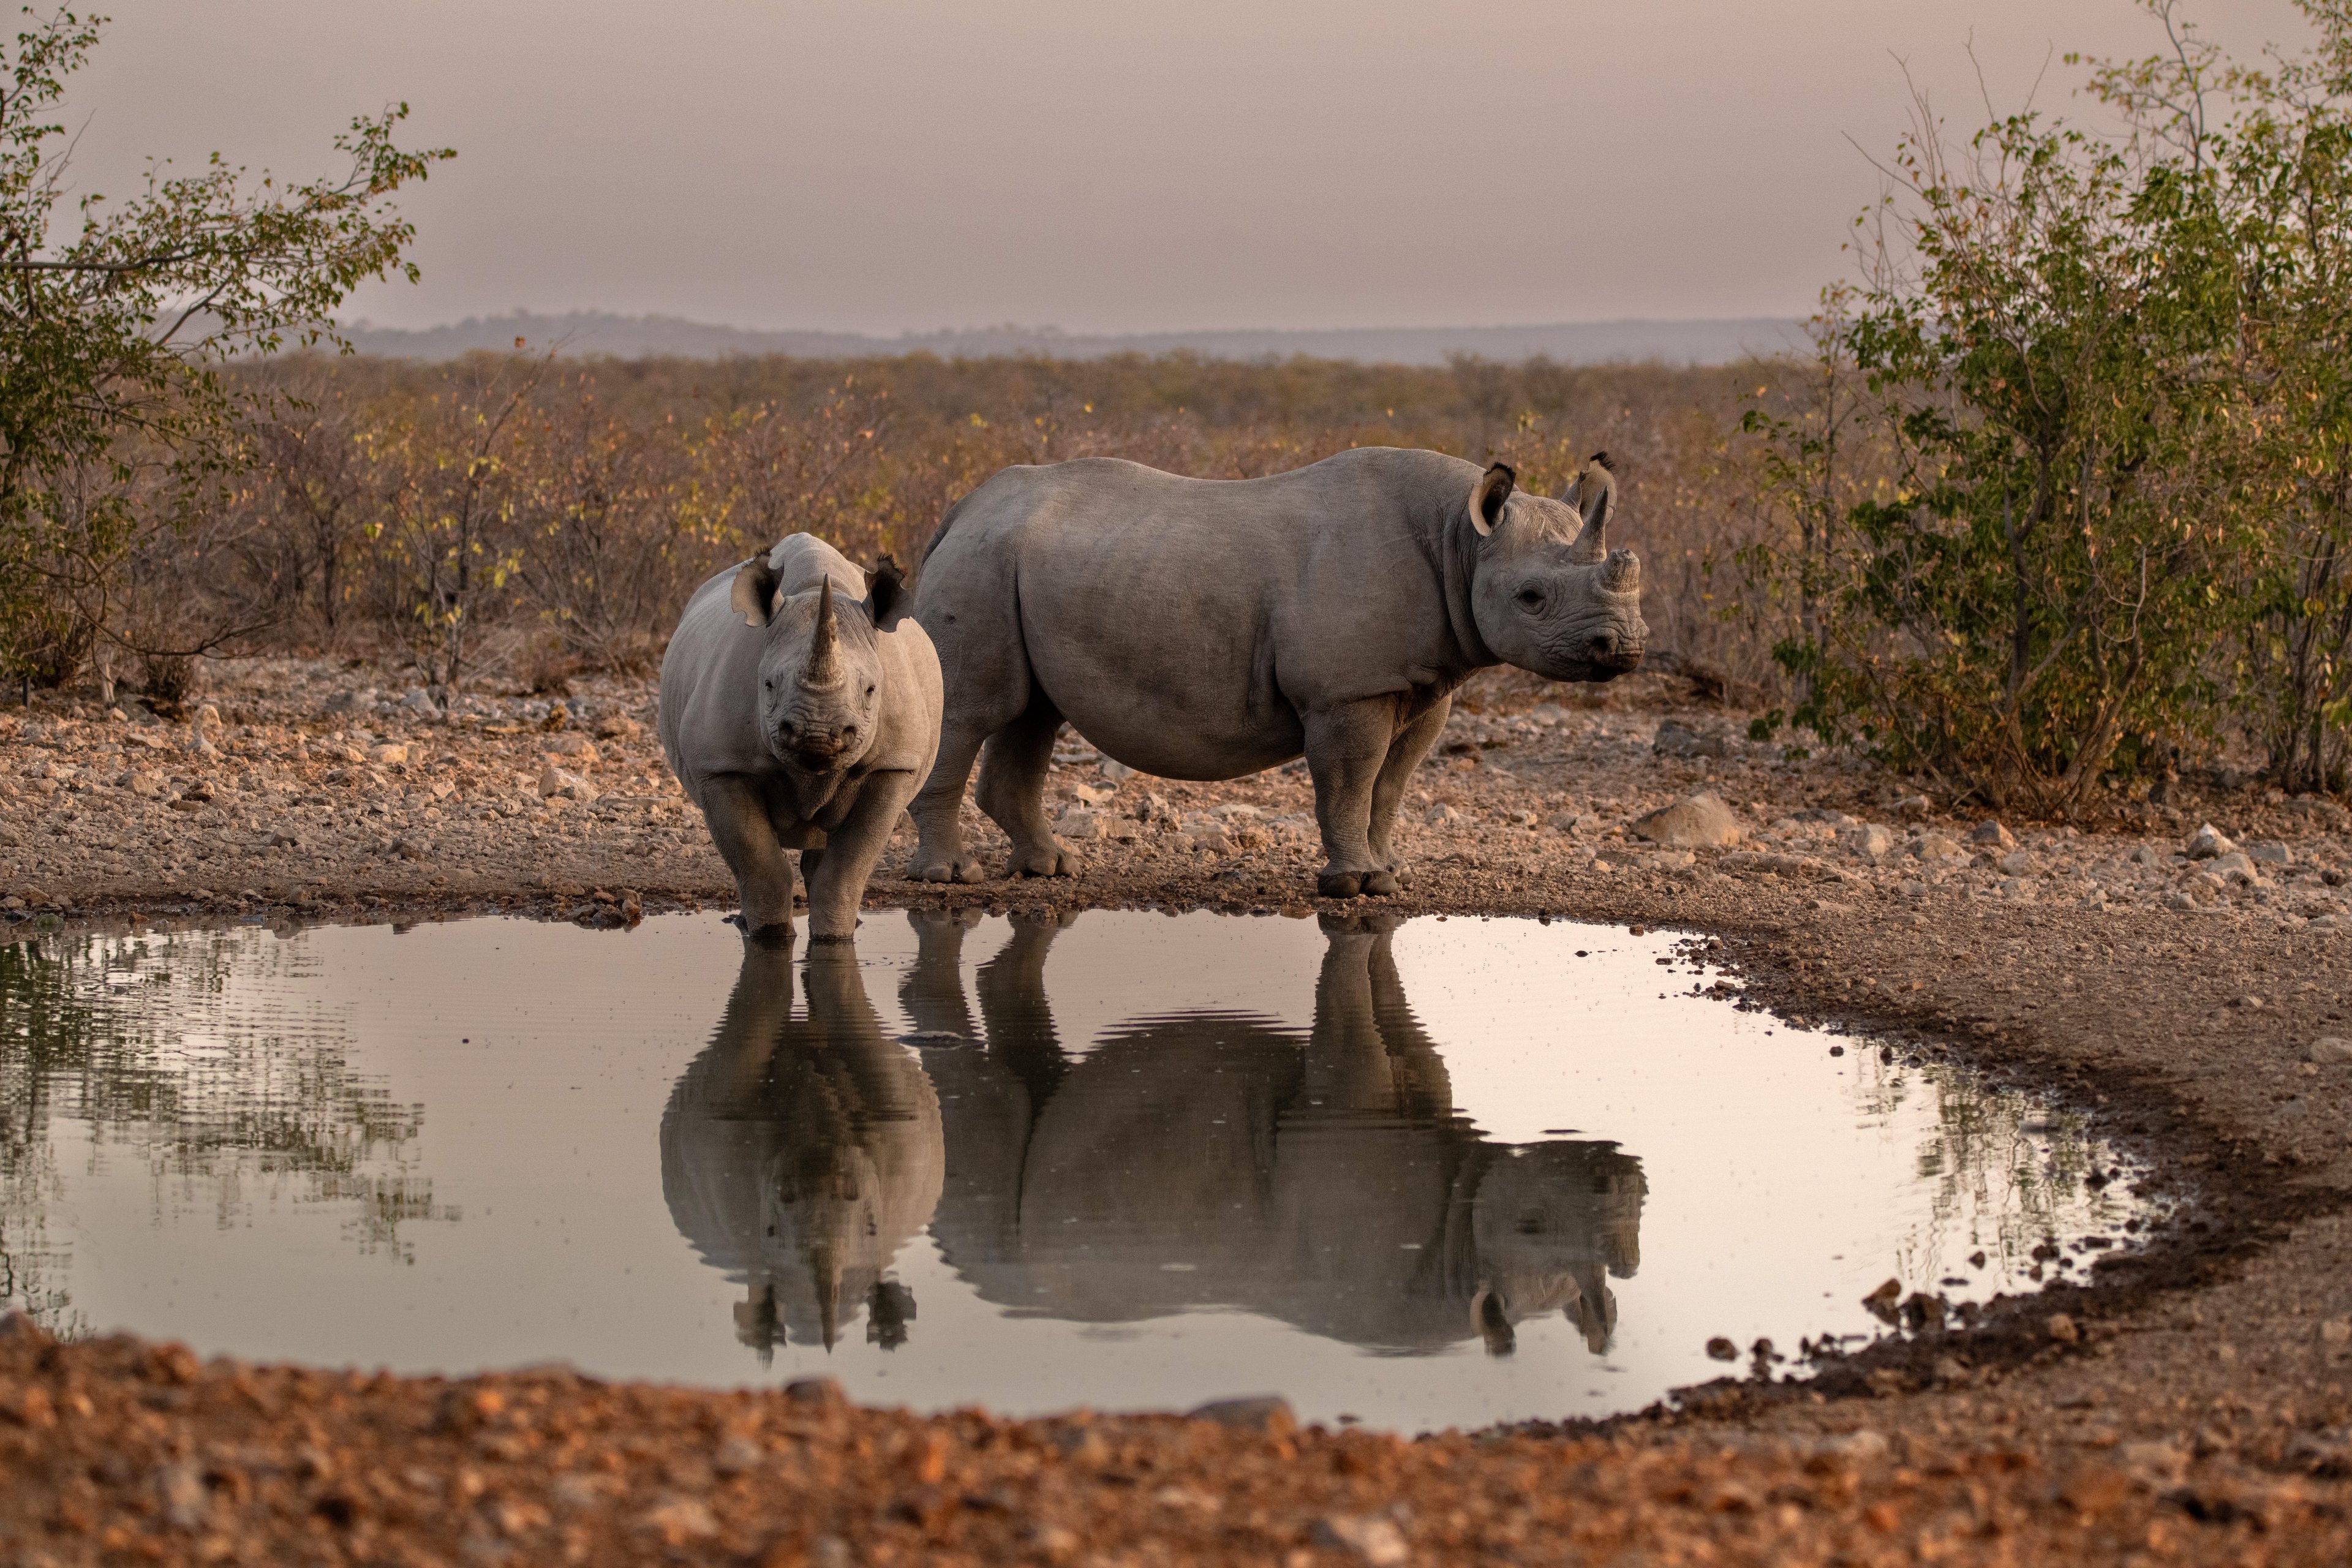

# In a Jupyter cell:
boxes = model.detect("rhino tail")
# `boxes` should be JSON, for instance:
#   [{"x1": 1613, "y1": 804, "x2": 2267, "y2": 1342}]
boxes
[{"x1": 920, "y1": 489, "x2": 975, "y2": 564}]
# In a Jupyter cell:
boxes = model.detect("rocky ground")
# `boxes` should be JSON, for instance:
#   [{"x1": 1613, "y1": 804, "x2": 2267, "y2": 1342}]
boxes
[{"x1": 4, "y1": 654, "x2": 2352, "y2": 1565}]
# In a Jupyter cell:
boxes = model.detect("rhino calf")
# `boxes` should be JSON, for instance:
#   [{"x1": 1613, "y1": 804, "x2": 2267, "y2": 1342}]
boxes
[
  {"x1": 910, "y1": 447, "x2": 1645, "y2": 897},
  {"x1": 660, "y1": 535, "x2": 941, "y2": 940}
]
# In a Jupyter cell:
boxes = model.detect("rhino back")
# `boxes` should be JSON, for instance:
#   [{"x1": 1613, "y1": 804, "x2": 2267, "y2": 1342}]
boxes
[{"x1": 919, "y1": 450, "x2": 1485, "y2": 779}]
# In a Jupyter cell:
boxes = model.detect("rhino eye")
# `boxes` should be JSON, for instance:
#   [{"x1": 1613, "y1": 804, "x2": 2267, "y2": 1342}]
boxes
[
  {"x1": 1515, "y1": 587, "x2": 1545, "y2": 609},
  {"x1": 865, "y1": 683, "x2": 876, "y2": 697}
]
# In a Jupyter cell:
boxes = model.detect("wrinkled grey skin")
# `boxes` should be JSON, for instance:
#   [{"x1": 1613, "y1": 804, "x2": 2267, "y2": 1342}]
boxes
[
  {"x1": 910, "y1": 447, "x2": 1646, "y2": 896},
  {"x1": 660, "y1": 534, "x2": 941, "y2": 940}
]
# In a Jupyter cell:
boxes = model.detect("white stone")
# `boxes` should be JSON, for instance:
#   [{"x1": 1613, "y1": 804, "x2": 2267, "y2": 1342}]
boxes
[
  {"x1": 1998, "y1": 850, "x2": 2035, "y2": 876},
  {"x1": 538, "y1": 764, "x2": 598, "y2": 802},
  {"x1": 1630, "y1": 792, "x2": 1743, "y2": 849},
  {"x1": 2185, "y1": 823, "x2": 2234, "y2": 859},
  {"x1": 1839, "y1": 823, "x2": 1897, "y2": 863}
]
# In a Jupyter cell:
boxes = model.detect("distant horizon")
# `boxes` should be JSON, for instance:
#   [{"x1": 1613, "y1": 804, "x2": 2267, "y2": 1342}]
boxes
[
  {"x1": 341, "y1": 307, "x2": 1810, "y2": 337},
  {"x1": 333, "y1": 309, "x2": 1811, "y2": 368}
]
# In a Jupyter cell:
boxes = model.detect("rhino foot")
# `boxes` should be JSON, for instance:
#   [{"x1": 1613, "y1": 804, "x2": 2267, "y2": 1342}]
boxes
[
  {"x1": 1319, "y1": 867, "x2": 1402, "y2": 899},
  {"x1": 1007, "y1": 843, "x2": 1080, "y2": 878},
  {"x1": 913, "y1": 854, "x2": 989, "y2": 885}
]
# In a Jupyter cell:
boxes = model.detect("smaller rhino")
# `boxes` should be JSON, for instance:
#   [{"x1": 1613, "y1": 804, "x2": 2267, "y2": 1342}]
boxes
[{"x1": 660, "y1": 535, "x2": 941, "y2": 940}]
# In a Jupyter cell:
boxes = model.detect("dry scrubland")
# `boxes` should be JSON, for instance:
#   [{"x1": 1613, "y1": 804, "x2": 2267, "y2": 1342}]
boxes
[
  {"x1": 36, "y1": 350, "x2": 1790, "y2": 703},
  {"x1": 4, "y1": 347, "x2": 2352, "y2": 1566}
]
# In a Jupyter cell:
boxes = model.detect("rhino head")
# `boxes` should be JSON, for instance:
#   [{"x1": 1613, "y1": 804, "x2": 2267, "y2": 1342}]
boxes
[
  {"x1": 1464, "y1": 453, "x2": 1647, "y2": 682},
  {"x1": 729, "y1": 553, "x2": 908, "y2": 785}
]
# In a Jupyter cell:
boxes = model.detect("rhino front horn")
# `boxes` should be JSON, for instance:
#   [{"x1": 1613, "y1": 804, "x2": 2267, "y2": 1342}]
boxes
[
  {"x1": 805, "y1": 578, "x2": 844, "y2": 688},
  {"x1": 1602, "y1": 549, "x2": 1640, "y2": 594},
  {"x1": 1568, "y1": 452, "x2": 1615, "y2": 564}
]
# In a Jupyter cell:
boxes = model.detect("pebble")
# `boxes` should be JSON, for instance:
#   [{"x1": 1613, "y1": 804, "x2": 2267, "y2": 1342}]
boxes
[
  {"x1": 2185, "y1": 823, "x2": 2235, "y2": 859},
  {"x1": 1969, "y1": 820, "x2": 2016, "y2": 849},
  {"x1": 1839, "y1": 823, "x2": 1896, "y2": 863},
  {"x1": 537, "y1": 765, "x2": 598, "y2": 802},
  {"x1": 1998, "y1": 850, "x2": 2035, "y2": 876},
  {"x1": 1186, "y1": 1396, "x2": 1295, "y2": 1436},
  {"x1": 1895, "y1": 794, "x2": 1932, "y2": 819},
  {"x1": 1424, "y1": 804, "x2": 1464, "y2": 826},
  {"x1": 1313, "y1": 1514, "x2": 1409, "y2": 1566},
  {"x1": 2310, "y1": 1037, "x2": 2352, "y2": 1065},
  {"x1": 1055, "y1": 809, "x2": 1107, "y2": 842},
  {"x1": 1651, "y1": 720, "x2": 1728, "y2": 759},
  {"x1": 1907, "y1": 834, "x2": 1967, "y2": 862},
  {"x1": 1629, "y1": 792, "x2": 1744, "y2": 848}
]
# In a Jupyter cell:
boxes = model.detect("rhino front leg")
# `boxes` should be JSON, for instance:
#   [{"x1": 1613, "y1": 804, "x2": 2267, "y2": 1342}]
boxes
[
  {"x1": 804, "y1": 769, "x2": 924, "y2": 940},
  {"x1": 1366, "y1": 692, "x2": 1450, "y2": 884},
  {"x1": 1305, "y1": 699, "x2": 1406, "y2": 899},
  {"x1": 977, "y1": 694, "x2": 1080, "y2": 878},
  {"x1": 698, "y1": 774, "x2": 797, "y2": 939}
]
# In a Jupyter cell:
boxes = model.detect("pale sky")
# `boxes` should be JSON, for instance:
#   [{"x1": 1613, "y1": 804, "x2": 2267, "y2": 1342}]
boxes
[{"x1": 56, "y1": 1, "x2": 2311, "y2": 336}]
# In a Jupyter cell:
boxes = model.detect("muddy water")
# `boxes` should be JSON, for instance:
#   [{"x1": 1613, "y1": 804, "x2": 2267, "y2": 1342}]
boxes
[{"x1": 0, "y1": 910, "x2": 2149, "y2": 1430}]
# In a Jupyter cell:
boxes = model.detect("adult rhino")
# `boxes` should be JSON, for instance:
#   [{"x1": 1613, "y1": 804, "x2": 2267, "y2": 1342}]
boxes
[
  {"x1": 909, "y1": 447, "x2": 1645, "y2": 896},
  {"x1": 660, "y1": 534, "x2": 941, "y2": 940}
]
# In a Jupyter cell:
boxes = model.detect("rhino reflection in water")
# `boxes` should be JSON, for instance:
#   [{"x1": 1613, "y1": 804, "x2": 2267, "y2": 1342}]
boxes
[
  {"x1": 658, "y1": 941, "x2": 943, "y2": 1357},
  {"x1": 660, "y1": 915, "x2": 1645, "y2": 1359},
  {"x1": 908, "y1": 912, "x2": 1645, "y2": 1355}
]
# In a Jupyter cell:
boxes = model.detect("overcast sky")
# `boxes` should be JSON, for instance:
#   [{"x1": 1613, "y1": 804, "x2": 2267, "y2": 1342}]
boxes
[{"x1": 55, "y1": 1, "x2": 2312, "y2": 336}]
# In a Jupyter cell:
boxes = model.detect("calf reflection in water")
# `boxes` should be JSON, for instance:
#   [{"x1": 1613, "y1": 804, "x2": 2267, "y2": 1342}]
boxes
[
  {"x1": 658, "y1": 939, "x2": 943, "y2": 1358},
  {"x1": 661, "y1": 915, "x2": 1645, "y2": 1359}
]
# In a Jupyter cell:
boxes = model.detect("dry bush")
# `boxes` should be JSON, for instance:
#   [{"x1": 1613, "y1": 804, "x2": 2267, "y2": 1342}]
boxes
[{"x1": 192, "y1": 350, "x2": 1813, "y2": 703}]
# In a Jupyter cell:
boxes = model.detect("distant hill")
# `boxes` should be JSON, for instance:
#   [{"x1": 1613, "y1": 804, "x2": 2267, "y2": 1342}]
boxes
[{"x1": 334, "y1": 311, "x2": 1807, "y2": 366}]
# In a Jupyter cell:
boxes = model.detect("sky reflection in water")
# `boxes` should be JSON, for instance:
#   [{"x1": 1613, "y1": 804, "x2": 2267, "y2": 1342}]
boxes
[{"x1": 0, "y1": 910, "x2": 2145, "y2": 1430}]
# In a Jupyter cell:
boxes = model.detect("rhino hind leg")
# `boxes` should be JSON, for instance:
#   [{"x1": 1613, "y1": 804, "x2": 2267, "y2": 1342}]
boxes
[
  {"x1": 909, "y1": 723, "x2": 992, "y2": 884},
  {"x1": 976, "y1": 693, "x2": 1079, "y2": 878}
]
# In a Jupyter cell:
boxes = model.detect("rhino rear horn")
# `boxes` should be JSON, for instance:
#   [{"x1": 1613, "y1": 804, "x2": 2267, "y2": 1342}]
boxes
[
  {"x1": 1568, "y1": 452, "x2": 1615, "y2": 564},
  {"x1": 1469, "y1": 462, "x2": 1517, "y2": 537},
  {"x1": 731, "y1": 556, "x2": 782, "y2": 627},
  {"x1": 804, "y1": 578, "x2": 844, "y2": 687},
  {"x1": 864, "y1": 554, "x2": 909, "y2": 630}
]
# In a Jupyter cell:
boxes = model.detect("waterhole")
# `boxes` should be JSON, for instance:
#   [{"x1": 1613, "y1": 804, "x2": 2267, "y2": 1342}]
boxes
[{"x1": 0, "y1": 909, "x2": 2152, "y2": 1430}]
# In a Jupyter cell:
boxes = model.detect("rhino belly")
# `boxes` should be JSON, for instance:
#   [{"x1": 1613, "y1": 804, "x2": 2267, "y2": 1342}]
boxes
[{"x1": 1015, "y1": 541, "x2": 1306, "y2": 781}]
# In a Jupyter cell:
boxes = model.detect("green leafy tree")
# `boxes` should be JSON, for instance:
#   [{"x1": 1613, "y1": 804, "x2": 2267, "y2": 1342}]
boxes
[
  {"x1": 1751, "y1": 2, "x2": 2352, "y2": 810},
  {"x1": 0, "y1": 7, "x2": 449, "y2": 694}
]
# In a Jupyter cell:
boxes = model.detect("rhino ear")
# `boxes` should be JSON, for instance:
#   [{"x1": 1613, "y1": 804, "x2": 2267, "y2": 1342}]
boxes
[
  {"x1": 730, "y1": 556, "x2": 781, "y2": 628},
  {"x1": 864, "y1": 555, "x2": 910, "y2": 630},
  {"x1": 1469, "y1": 462, "x2": 1517, "y2": 538}
]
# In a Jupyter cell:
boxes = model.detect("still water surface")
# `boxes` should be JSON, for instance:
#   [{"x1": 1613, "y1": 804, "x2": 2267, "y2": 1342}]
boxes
[{"x1": 0, "y1": 910, "x2": 2145, "y2": 1430}]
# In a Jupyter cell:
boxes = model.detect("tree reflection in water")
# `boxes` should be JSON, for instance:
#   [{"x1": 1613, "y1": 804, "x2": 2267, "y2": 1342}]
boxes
[
  {"x1": 660, "y1": 913, "x2": 1647, "y2": 1361},
  {"x1": 0, "y1": 930, "x2": 447, "y2": 1338}
]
